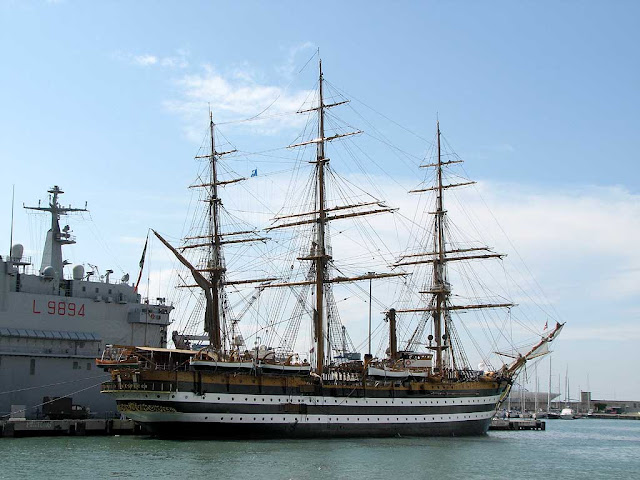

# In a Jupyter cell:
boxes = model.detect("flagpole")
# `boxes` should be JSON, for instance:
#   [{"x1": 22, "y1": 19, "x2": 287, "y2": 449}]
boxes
[{"x1": 134, "y1": 231, "x2": 150, "y2": 293}]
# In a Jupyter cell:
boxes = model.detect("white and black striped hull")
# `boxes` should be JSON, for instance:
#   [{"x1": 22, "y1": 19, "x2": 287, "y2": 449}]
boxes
[{"x1": 112, "y1": 390, "x2": 500, "y2": 438}]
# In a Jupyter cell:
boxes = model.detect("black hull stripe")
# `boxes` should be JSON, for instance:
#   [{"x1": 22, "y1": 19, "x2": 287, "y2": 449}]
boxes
[
  {"x1": 146, "y1": 382, "x2": 503, "y2": 398},
  {"x1": 117, "y1": 400, "x2": 496, "y2": 416},
  {"x1": 142, "y1": 418, "x2": 492, "y2": 438}
]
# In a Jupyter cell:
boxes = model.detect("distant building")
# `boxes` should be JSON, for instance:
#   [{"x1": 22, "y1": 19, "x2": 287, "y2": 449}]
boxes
[{"x1": 581, "y1": 392, "x2": 640, "y2": 414}]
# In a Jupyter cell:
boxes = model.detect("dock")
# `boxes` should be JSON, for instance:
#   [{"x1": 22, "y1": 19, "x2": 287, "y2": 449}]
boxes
[
  {"x1": 586, "y1": 413, "x2": 640, "y2": 420},
  {"x1": 1, "y1": 419, "x2": 142, "y2": 438},
  {"x1": 489, "y1": 418, "x2": 546, "y2": 431}
]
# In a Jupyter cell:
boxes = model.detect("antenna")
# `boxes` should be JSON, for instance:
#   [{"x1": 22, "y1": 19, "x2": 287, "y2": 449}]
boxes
[{"x1": 9, "y1": 185, "x2": 15, "y2": 257}]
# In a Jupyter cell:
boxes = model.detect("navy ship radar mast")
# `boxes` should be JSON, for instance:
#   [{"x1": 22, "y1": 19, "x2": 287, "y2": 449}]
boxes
[{"x1": 24, "y1": 185, "x2": 87, "y2": 277}]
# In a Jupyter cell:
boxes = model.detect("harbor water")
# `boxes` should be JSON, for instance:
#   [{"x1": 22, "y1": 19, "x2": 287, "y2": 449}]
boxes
[{"x1": 1, "y1": 419, "x2": 638, "y2": 479}]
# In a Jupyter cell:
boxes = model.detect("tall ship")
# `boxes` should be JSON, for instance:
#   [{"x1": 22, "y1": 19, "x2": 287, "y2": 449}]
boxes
[
  {"x1": 100, "y1": 60, "x2": 563, "y2": 437},
  {"x1": 0, "y1": 186, "x2": 171, "y2": 419}
]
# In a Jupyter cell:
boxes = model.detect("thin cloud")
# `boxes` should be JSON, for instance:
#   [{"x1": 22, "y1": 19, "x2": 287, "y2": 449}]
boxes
[
  {"x1": 277, "y1": 42, "x2": 316, "y2": 80},
  {"x1": 164, "y1": 63, "x2": 314, "y2": 139},
  {"x1": 113, "y1": 50, "x2": 189, "y2": 69},
  {"x1": 115, "y1": 46, "x2": 316, "y2": 138},
  {"x1": 133, "y1": 54, "x2": 158, "y2": 66}
]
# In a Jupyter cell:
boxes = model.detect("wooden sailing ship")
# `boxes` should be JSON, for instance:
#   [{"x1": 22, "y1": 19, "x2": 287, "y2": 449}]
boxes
[{"x1": 100, "y1": 60, "x2": 563, "y2": 437}]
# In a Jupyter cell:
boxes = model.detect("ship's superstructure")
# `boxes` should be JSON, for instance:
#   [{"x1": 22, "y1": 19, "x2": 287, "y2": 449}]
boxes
[
  {"x1": 100, "y1": 60, "x2": 563, "y2": 437},
  {"x1": 0, "y1": 186, "x2": 171, "y2": 418}
]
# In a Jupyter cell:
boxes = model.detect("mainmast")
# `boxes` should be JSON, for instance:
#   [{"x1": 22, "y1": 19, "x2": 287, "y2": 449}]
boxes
[
  {"x1": 266, "y1": 59, "x2": 402, "y2": 373},
  {"x1": 314, "y1": 60, "x2": 328, "y2": 374},
  {"x1": 432, "y1": 121, "x2": 447, "y2": 371}
]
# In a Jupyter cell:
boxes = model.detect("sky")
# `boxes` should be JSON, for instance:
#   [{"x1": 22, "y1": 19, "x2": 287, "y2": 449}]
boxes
[{"x1": 1, "y1": 0, "x2": 639, "y2": 400}]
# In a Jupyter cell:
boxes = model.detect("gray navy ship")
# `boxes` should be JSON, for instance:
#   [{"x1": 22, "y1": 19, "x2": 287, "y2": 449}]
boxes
[{"x1": 0, "y1": 186, "x2": 171, "y2": 419}]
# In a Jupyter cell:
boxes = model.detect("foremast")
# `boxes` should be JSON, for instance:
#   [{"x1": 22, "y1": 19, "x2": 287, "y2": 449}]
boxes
[{"x1": 396, "y1": 123, "x2": 513, "y2": 373}]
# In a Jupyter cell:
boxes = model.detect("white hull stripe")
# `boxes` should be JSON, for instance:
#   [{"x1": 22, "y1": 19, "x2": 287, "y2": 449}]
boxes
[
  {"x1": 124, "y1": 410, "x2": 495, "y2": 425},
  {"x1": 111, "y1": 391, "x2": 501, "y2": 408}
]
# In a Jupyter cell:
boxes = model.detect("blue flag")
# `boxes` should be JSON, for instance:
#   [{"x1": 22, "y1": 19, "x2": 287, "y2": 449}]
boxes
[{"x1": 251, "y1": 169, "x2": 258, "y2": 177}]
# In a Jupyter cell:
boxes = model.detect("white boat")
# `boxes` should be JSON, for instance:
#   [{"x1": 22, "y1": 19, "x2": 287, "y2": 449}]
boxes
[
  {"x1": 366, "y1": 366, "x2": 410, "y2": 379},
  {"x1": 190, "y1": 359, "x2": 255, "y2": 370},
  {"x1": 259, "y1": 362, "x2": 312, "y2": 374},
  {"x1": 560, "y1": 407, "x2": 578, "y2": 419}
]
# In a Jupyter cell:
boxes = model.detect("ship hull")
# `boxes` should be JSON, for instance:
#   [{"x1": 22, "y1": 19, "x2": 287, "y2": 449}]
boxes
[
  {"x1": 137, "y1": 417, "x2": 492, "y2": 438},
  {"x1": 104, "y1": 370, "x2": 505, "y2": 438},
  {"x1": 0, "y1": 257, "x2": 170, "y2": 418}
]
